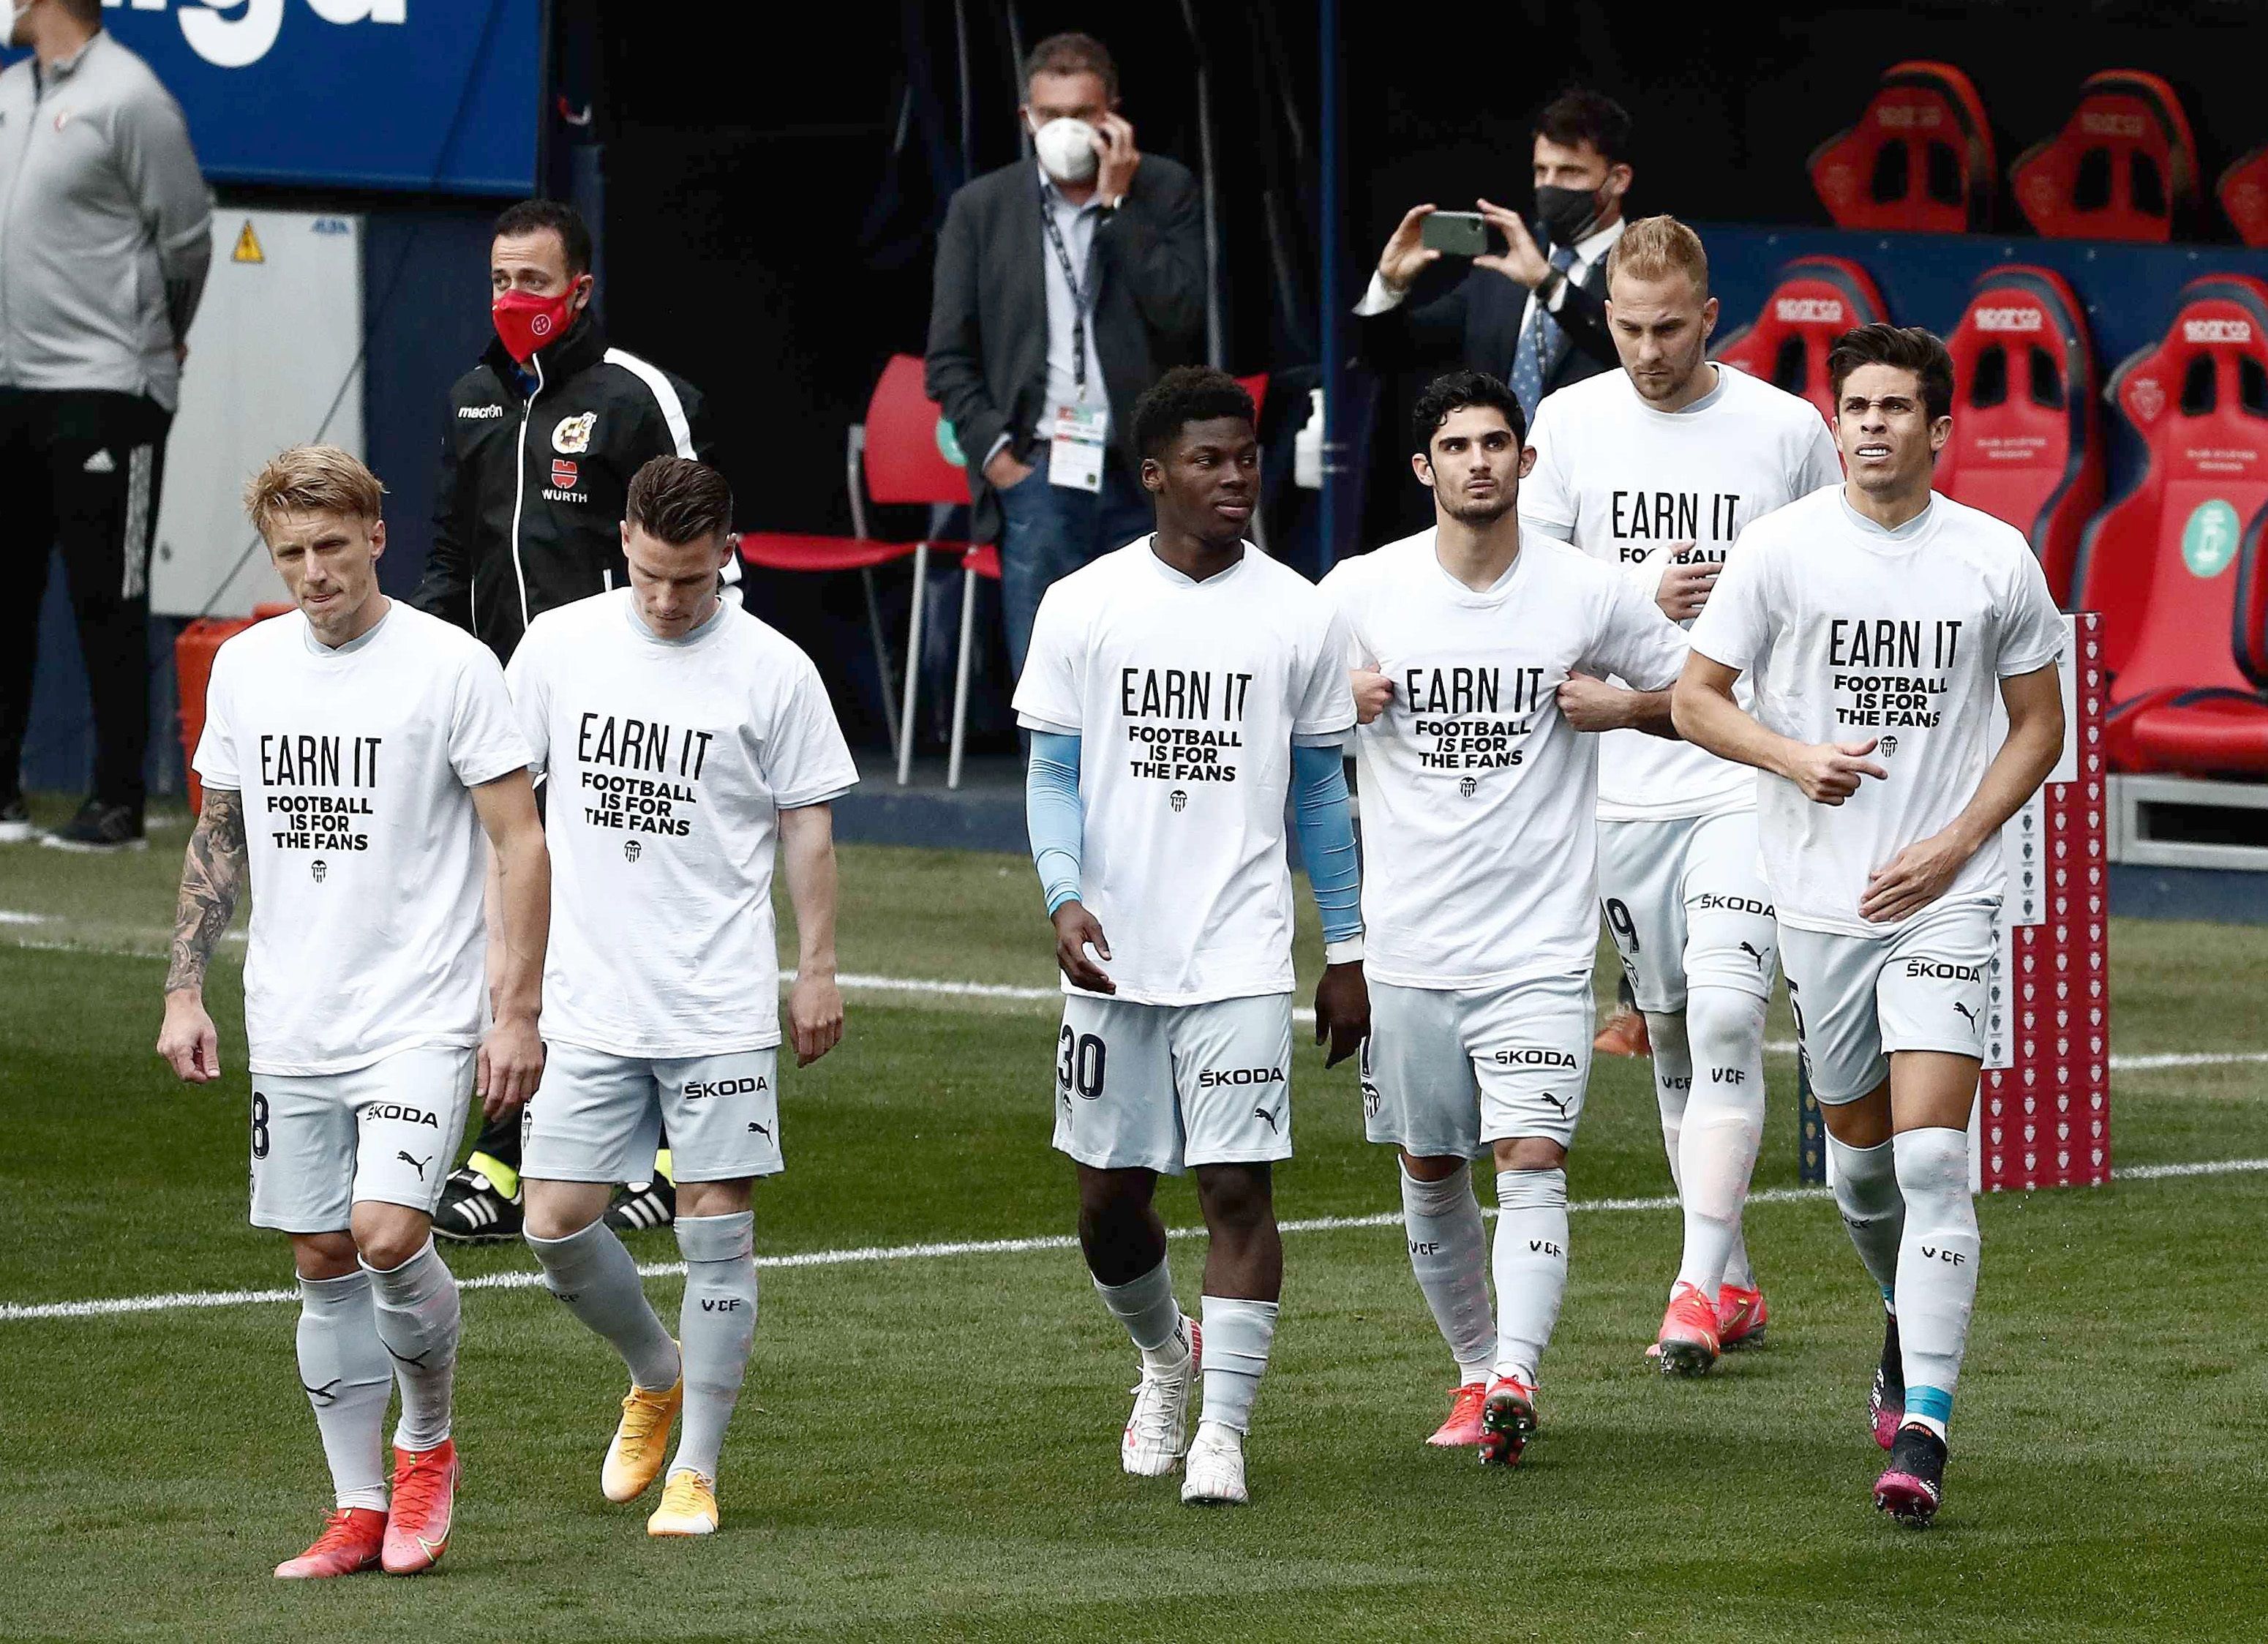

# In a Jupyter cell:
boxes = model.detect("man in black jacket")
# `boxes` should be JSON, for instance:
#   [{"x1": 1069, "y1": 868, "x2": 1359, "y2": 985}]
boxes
[
  {"x1": 1358, "y1": 89, "x2": 1635, "y2": 427},
  {"x1": 416, "y1": 198, "x2": 716, "y2": 1242},
  {"x1": 925, "y1": 31, "x2": 1205, "y2": 678}
]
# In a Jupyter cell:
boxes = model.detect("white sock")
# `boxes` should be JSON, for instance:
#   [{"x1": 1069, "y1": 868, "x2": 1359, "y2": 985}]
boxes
[
  {"x1": 363, "y1": 1239, "x2": 460, "y2": 1452},
  {"x1": 527, "y1": 1219, "x2": 683, "y2": 1391},
  {"x1": 1197, "y1": 1295, "x2": 1278, "y2": 1435},
  {"x1": 1490, "y1": 1167, "x2": 1568, "y2": 1386},
  {"x1": 1893, "y1": 1128, "x2": 1978, "y2": 1442},
  {"x1": 295, "y1": 1271, "x2": 391, "y2": 1512},
  {"x1": 1673, "y1": 988, "x2": 1768, "y2": 1297},
  {"x1": 1094, "y1": 1256, "x2": 1192, "y2": 1370},
  {"x1": 1399, "y1": 1162, "x2": 1494, "y2": 1385},
  {"x1": 672, "y1": 1212, "x2": 757, "y2": 1483},
  {"x1": 1645, "y1": 1010, "x2": 1692, "y2": 1196},
  {"x1": 1828, "y1": 1133, "x2": 1906, "y2": 1302}
]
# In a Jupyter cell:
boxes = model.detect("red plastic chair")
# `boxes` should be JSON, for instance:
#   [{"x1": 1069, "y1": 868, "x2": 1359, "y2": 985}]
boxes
[
  {"x1": 2218, "y1": 144, "x2": 2268, "y2": 247},
  {"x1": 1809, "y1": 61, "x2": 1995, "y2": 233},
  {"x1": 1714, "y1": 258, "x2": 1890, "y2": 424},
  {"x1": 1939, "y1": 266, "x2": 2103, "y2": 601},
  {"x1": 2012, "y1": 71, "x2": 2198, "y2": 243},
  {"x1": 734, "y1": 353, "x2": 972, "y2": 766},
  {"x1": 2070, "y1": 275, "x2": 2268, "y2": 775},
  {"x1": 937, "y1": 372, "x2": 1271, "y2": 789}
]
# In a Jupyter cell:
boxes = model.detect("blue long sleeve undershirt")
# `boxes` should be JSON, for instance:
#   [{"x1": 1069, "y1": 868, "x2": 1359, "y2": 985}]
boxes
[
  {"x1": 1024, "y1": 732, "x2": 1363, "y2": 945},
  {"x1": 1291, "y1": 742, "x2": 1362, "y2": 946}
]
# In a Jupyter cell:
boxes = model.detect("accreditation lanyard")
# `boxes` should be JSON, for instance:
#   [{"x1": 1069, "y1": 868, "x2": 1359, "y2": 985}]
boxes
[{"x1": 1040, "y1": 182, "x2": 1108, "y2": 492}]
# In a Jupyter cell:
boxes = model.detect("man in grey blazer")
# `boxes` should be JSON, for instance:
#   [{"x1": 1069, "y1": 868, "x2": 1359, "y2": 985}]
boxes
[{"x1": 925, "y1": 31, "x2": 1205, "y2": 677}]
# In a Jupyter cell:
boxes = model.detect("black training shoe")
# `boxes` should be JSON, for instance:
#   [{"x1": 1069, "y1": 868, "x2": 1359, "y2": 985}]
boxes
[
  {"x1": 432, "y1": 1168, "x2": 522, "y2": 1243},
  {"x1": 1869, "y1": 1309, "x2": 1905, "y2": 1449},
  {"x1": 1874, "y1": 1422, "x2": 1948, "y2": 1526},
  {"x1": 604, "y1": 1175, "x2": 677, "y2": 1234},
  {"x1": 42, "y1": 797, "x2": 145, "y2": 852},
  {"x1": 0, "y1": 793, "x2": 31, "y2": 846}
]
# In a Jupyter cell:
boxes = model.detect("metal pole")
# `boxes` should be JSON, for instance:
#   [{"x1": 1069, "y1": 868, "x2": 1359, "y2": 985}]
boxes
[
  {"x1": 1179, "y1": 0, "x2": 1225, "y2": 368},
  {"x1": 1318, "y1": 0, "x2": 1346, "y2": 566}
]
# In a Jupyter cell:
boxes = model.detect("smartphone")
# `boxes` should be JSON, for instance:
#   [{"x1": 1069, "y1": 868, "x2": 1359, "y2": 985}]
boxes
[{"x1": 1419, "y1": 211, "x2": 1487, "y2": 256}]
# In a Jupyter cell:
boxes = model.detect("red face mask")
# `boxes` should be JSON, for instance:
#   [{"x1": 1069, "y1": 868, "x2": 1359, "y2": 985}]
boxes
[{"x1": 492, "y1": 286, "x2": 580, "y2": 364}]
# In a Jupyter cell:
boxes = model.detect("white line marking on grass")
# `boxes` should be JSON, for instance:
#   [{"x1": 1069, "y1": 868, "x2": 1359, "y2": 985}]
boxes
[
  {"x1": 0, "y1": 909, "x2": 46, "y2": 925},
  {"x1": 8, "y1": 1158, "x2": 2265, "y2": 1326}
]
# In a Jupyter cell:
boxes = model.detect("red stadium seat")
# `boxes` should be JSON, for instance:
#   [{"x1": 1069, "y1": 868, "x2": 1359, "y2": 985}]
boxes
[
  {"x1": 2011, "y1": 71, "x2": 2197, "y2": 243},
  {"x1": 2070, "y1": 276, "x2": 2268, "y2": 776},
  {"x1": 2217, "y1": 144, "x2": 2268, "y2": 247},
  {"x1": 1939, "y1": 266, "x2": 2103, "y2": 602},
  {"x1": 735, "y1": 353, "x2": 975, "y2": 768},
  {"x1": 1714, "y1": 257, "x2": 1890, "y2": 423},
  {"x1": 1809, "y1": 61, "x2": 1994, "y2": 233}
]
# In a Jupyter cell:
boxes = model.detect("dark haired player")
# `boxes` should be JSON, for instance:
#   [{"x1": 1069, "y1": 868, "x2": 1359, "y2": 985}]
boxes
[
  {"x1": 1323, "y1": 370, "x2": 1688, "y2": 1460},
  {"x1": 1677, "y1": 324, "x2": 2064, "y2": 1523},
  {"x1": 1015, "y1": 366, "x2": 1366, "y2": 1506},
  {"x1": 509, "y1": 458, "x2": 856, "y2": 1538}
]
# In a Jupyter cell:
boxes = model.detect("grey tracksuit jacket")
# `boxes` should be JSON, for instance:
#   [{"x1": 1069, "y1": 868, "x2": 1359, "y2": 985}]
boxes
[{"x1": 0, "y1": 30, "x2": 209, "y2": 413}]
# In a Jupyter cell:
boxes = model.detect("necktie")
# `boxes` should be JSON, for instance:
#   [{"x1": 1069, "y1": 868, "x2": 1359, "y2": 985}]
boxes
[{"x1": 1509, "y1": 243, "x2": 1581, "y2": 424}]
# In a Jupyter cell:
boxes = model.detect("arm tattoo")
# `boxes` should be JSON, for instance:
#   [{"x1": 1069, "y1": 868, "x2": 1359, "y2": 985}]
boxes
[{"x1": 166, "y1": 789, "x2": 247, "y2": 994}]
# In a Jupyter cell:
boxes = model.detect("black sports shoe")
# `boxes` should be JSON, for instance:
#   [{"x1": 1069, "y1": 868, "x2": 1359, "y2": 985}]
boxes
[
  {"x1": 1869, "y1": 1309, "x2": 1905, "y2": 1449},
  {"x1": 42, "y1": 797, "x2": 145, "y2": 852},
  {"x1": 0, "y1": 793, "x2": 31, "y2": 846},
  {"x1": 432, "y1": 1168, "x2": 522, "y2": 1243},
  {"x1": 604, "y1": 1175, "x2": 677, "y2": 1233},
  {"x1": 1874, "y1": 1422, "x2": 1948, "y2": 1525}
]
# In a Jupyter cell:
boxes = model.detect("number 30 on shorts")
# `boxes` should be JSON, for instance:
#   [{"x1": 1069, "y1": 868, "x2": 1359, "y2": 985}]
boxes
[{"x1": 1056, "y1": 1027, "x2": 1107, "y2": 1100}]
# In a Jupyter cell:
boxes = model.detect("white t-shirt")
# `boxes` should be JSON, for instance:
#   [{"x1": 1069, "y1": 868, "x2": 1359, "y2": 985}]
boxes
[
  {"x1": 1013, "y1": 538, "x2": 1356, "y2": 1005},
  {"x1": 1321, "y1": 530, "x2": 1691, "y2": 989},
  {"x1": 192, "y1": 603, "x2": 532, "y2": 1076},
  {"x1": 507, "y1": 591, "x2": 859, "y2": 1057},
  {"x1": 1687, "y1": 488, "x2": 2065, "y2": 939},
  {"x1": 1521, "y1": 362, "x2": 1844, "y2": 822}
]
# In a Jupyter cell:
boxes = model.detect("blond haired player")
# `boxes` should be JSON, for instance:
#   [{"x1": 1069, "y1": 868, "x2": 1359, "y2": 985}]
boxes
[
  {"x1": 1678, "y1": 323, "x2": 2063, "y2": 1523},
  {"x1": 1519, "y1": 217, "x2": 1843, "y2": 1374},
  {"x1": 157, "y1": 446, "x2": 549, "y2": 1578}
]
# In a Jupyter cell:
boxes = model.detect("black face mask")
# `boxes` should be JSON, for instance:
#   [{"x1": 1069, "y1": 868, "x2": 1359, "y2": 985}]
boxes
[{"x1": 1535, "y1": 182, "x2": 1607, "y2": 247}]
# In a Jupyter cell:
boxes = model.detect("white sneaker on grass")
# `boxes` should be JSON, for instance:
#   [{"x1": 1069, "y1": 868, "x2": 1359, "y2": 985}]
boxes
[
  {"x1": 1179, "y1": 1421, "x2": 1248, "y2": 1506},
  {"x1": 1122, "y1": 1318, "x2": 1201, "y2": 1477}
]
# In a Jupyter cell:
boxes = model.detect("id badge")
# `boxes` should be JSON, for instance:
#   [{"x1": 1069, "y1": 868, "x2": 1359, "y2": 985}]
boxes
[{"x1": 1048, "y1": 402, "x2": 1108, "y2": 493}]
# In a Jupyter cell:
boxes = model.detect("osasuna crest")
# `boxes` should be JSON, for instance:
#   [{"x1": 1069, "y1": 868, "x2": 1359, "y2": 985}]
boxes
[
  {"x1": 310, "y1": 858, "x2": 328, "y2": 882},
  {"x1": 1879, "y1": 735, "x2": 1899, "y2": 757},
  {"x1": 553, "y1": 412, "x2": 597, "y2": 454},
  {"x1": 1458, "y1": 776, "x2": 1478, "y2": 797},
  {"x1": 623, "y1": 839, "x2": 642, "y2": 862},
  {"x1": 1168, "y1": 789, "x2": 1188, "y2": 812}
]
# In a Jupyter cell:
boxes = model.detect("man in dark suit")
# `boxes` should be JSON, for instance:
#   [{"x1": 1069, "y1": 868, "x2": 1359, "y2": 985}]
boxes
[
  {"x1": 1357, "y1": 89, "x2": 1636, "y2": 427},
  {"x1": 925, "y1": 31, "x2": 1206, "y2": 677}
]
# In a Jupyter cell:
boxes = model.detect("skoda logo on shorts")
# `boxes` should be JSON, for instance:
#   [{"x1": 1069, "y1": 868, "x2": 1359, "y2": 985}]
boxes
[
  {"x1": 1169, "y1": 789, "x2": 1188, "y2": 812},
  {"x1": 1459, "y1": 776, "x2": 1478, "y2": 797},
  {"x1": 624, "y1": 839, "x2": 642, "y2": 862}
]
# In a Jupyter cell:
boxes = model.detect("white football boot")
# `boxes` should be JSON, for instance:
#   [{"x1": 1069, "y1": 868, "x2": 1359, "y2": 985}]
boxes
[
  {"x1": 1121, "y1": 1318, "x2": 1201, "y2": 1476},
  {"x1": 1179, "y1": 1421, "x2": 1249, "y2": 1506}
]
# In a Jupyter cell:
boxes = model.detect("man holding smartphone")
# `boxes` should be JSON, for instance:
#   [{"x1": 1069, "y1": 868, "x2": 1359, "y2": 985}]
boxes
[
  {"x1": 925, "y1": 31, "x2": 1206, "y2": 680},
  {"x1": 1358, "y1": 89, "x2": 1634, "y2": 427}
]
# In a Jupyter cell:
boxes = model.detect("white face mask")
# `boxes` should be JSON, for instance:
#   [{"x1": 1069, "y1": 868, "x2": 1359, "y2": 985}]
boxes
[{"x1": 1029, "y1": 116, "x2": 1100, "y2": 185}]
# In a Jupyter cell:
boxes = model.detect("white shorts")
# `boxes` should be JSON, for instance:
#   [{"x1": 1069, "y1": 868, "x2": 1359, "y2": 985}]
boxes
[
  {"x1": 1361, "y1": 975, "x2": 1594, "y2": 1155},
  {"x1": 1599, "y1": 811, "x2": 1780, "y2": 1015},
  {"x1": 1052, "y1": 994, "x2": 1293, "y2": 1175},
  {"x1": 521, "y1": 1042, "x2": 783, "y2": 1185},
  {"x1": 249, "y1": 1044, "x2": 475, "y2": 1234},
  {"x1": 1780, "y1": 898, "x2": 1996, "y2": 1103}
]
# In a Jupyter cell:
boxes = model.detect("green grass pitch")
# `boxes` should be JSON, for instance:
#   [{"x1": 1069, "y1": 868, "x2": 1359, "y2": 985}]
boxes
[{"x1": 2, "y1": 802, "x2": 2266, "y2": 1642}]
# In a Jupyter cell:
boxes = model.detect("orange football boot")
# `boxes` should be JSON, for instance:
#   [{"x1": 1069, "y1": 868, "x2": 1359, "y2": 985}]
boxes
[
  {"x1": 274, "y1": 1506, "x2": 386, "y2": 1579},
  {"x1": 380, "y1": 1440, "x2": 458, "y2": 1575}
]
